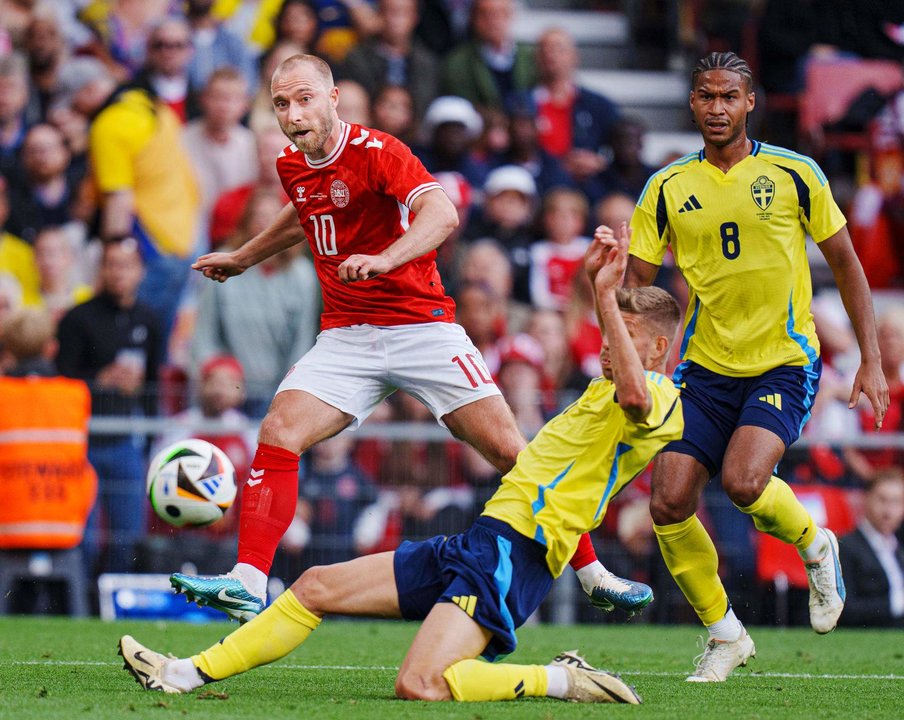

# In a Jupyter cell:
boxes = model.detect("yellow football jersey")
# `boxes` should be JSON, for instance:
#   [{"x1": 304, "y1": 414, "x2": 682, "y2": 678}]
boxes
[
  {"x1": 630, "y1": 141, "x2": 846, "y2": 376},
  {"x1": 482, "y1": 372, "x2": 683, "y2": 578},
  {"x1": 90, "y1": 90, "x2": 200, "y2": 258}
]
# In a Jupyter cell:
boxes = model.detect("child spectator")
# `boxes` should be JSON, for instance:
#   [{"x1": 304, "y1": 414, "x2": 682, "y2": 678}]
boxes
[{"x1": 529, "y1": 187, "x2": 591, "y2": 311}]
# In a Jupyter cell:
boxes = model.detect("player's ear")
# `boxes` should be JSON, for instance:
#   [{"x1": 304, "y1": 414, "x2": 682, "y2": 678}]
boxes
[{"x1": 654, "y1": 334, "x2": 670, "y2": 363}]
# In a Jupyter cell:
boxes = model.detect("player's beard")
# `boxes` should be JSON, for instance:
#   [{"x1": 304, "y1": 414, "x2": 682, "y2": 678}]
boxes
[{"x1": 288, "y1": 115, "x2": 334, "y2": 156}]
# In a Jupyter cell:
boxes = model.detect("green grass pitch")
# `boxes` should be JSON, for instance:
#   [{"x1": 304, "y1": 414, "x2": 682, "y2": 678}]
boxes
[{"x1": 1, "y1": 617, "x2": 901, "y2": 720}]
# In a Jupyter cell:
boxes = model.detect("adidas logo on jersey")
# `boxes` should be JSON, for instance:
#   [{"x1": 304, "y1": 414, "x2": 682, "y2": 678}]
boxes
[
  {"x1": 451, "y1": 595, "x2": 477, "y2": 617},
  {"x1": 759, "y1": 393, "x2": 782, "y2": 410},
  {"x1": 677, "y1": 195, "x2": 702, "y2": 213}
]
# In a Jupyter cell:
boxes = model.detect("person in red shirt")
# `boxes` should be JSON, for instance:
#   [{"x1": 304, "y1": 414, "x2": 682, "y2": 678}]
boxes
[{"x1": 172, "y1": 54, "x2": 644, "y2": 621}]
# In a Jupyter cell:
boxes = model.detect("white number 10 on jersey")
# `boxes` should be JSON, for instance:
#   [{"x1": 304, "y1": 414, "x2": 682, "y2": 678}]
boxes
[{"x1": 311, "y1": 214, "x2": 338, "y2": 256}]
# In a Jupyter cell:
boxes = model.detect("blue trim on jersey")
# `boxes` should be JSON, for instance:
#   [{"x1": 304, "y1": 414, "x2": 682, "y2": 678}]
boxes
[
  {"x1": 672, "y1": 360, "x2": 689, "y2": 388},
  {"x1": 774, "y1": 163, "x2": 811, "y2": 223},
  {"x1": 759, "y1": 143, "x2": 828, "y2": 185},
  {"x1": 530, "y1": 461, "x2": 574, "y2": 545},
  {"x1": 797, "y1": 360, "x2": 819, "y2": 434},
  {"x1": 493, "y1": 536, "x2": 515, "y2": 638},
  {"x1": 785, "y1": 293, "x2": 818, "y2": 365},
  {"x1": 679, "y1": 298, "x2": 701, "y2": 358},
  {"x1": 751, "y1": 139, "x2": 761, "y2": 156},
  {"x1": 594, "y1": 442, "x2": 633, "y2": 521},
  {"x1": 637, "y1": 151, "x2": 698, "y2": 205}
]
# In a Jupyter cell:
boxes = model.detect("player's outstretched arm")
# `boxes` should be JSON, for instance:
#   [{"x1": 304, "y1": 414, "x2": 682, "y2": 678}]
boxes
[
  {"x1": 193, "y1": 202, "x2": 306, "y2": 283},
  {"x1": 337, "y1": 187, "x2": 457, "y2": 283},
  {"x1": 588, "y1": 223, "x2": 651, "y2": 423},
  {"x1": 818, "y1": 226, "x2": 889, "y2": 428}
]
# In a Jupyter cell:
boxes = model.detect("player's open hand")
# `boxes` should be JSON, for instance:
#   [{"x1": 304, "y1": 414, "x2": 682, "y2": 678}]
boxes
[
  {"x1": 192, "y1": 252, "x2": 247, "y2": 283},
  {"x1": 338, "y1": 254, "x2": 392, "y2": 283},
  {"x1": 849, "y1": 360, "x2": 889, "y2": 430},
  {"x1": 585, "y1": 224, "x2": 615, "y2": 281},
  {"x1": 588, "y1": 222, "x2": 630, "y2": 292}
]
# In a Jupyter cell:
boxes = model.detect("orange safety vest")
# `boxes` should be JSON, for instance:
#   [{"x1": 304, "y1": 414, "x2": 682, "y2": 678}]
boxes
[{"x1": 0, "y1": 376, "x2": 98, "y2": 549}]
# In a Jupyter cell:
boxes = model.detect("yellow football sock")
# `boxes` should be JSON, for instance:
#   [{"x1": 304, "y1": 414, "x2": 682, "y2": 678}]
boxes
[
  {"x1": 654, "y1": 515, "x2": 728, "y2": 627},
  {"x1": 736, "y1": 476, "x2": 816, "y2": 550},
  {"x1": 193, "y1": 591, "x2": 321, "y2": 680},
  {"x1": 443, "y1": 658, "x2": 547, "y2": 701}
]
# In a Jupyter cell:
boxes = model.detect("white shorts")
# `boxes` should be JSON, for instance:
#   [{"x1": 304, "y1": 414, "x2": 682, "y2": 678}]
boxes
[{"x1": 277, "y1": 322, "x2": 502, "y2": 428}]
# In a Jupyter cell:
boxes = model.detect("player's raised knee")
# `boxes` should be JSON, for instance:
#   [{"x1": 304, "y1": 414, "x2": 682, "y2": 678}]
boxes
[
  {"x1": 649, "y1": 492, "x2": 695, "y2": 525},
  {"x1": 291, "y1": 566, "x2": 331, "y2": 613},
  {"x1": 721, "y1": 469, "x2": 767, "y2": 507}
]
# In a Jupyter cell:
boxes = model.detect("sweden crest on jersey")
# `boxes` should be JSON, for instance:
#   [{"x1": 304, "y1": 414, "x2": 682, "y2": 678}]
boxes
[{"x1": 750, "y1": 175, "x2": 775, "y2": 210}]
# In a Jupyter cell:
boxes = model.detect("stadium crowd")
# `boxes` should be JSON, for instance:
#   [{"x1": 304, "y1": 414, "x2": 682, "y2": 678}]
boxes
[{"x1": 0, "y1": 0, "x2": 903, "y2": 629}]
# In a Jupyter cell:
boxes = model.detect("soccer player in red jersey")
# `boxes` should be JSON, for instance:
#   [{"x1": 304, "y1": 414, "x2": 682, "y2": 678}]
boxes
[{"x1": 172, "y1": 54, "x2": 647, "y2": 621}]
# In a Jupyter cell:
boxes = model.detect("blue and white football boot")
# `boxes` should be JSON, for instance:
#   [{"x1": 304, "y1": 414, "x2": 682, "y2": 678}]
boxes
[
  {"x1": 170, "y1": 572, "x2": 264, "y2": 623},
  {"x1": 587, "y1": 569, "x2": 654, "y2": 615}
]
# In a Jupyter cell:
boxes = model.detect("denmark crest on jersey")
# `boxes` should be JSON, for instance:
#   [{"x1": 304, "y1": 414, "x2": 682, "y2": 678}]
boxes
[
  {"x1": 330, "y1": 179, "x2": 350, "y2": 207},
  {"x1": 750, "y1": 175, "x2": 775, "y2": 211}
]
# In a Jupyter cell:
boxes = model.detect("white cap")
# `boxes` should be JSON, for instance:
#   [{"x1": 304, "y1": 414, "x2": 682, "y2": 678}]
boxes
[
  {"x1": 421, "y1": 95, "x2": 484, "y2": 142},
  {"x1": 484, "y1": 165, "x2": 537, "y2": 197}
]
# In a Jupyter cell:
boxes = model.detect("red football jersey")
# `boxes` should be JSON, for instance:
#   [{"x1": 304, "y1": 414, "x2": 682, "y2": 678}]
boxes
[{"x1": 276, "y1": 122, "x2": 456, "y2": 330}]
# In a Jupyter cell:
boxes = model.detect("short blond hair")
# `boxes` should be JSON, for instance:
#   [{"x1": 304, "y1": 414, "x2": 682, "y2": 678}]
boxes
[
  {"x1": 616, "y1": 286, "x2": 681, "y2": 346},
  {"x1": 271, "y1": 54, "x2": 334, "y2": 91},
  {"x1": 1, "y1": 307, "x2": 56, "y2": 361}
]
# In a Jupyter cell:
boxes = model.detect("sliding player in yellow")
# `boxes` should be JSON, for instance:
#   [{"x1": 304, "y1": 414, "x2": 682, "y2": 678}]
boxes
[
  {"x1": 626, "y1": 51, "x2": 889, "y2": 681},
  {"x1": 119, "y1": 222, "x2": 682, "y2": 704}
]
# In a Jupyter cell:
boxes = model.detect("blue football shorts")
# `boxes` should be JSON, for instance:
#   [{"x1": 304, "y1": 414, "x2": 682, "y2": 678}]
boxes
[
  {"x1": 393, "y1": 516, "x2": 552, "y2": 661},
  {"x1": 666, "y1": 358, "x2": 822, "y2": 476}
]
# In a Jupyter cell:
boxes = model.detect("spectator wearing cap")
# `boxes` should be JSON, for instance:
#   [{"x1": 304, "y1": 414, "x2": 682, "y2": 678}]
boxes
[
  {"x1": 56, "y1": 238, "x2": 162, "y2": 575},
  {"x1": 183, "y1": 67, "x2": 257, "y2": 217},
  {"x1": 191, "y1": 188, "x2": 319, "y2": 417},
  {"x1": 415, "y1": 95, "x2": 489, "y2": 189},
  {"x1": 0, "y1": 53, "x2": 37, "y2": 178},
  {"x1": 529, "y1": 187, "x2": 591, "y2": 311},
  {"x1": 462, "y1": 164, "x2": 537, "y2": 302},
  {"x1": 488, "y1": 96, "x2": 574, "y2": 198},
  {"x1": 522, "y1": 27, "x2": 621, "y2": 190},
  {"x1": 340, "y1": 0, "x2": 440, "y2": 119},
  {"x1": 441, "y1": 0, "x2": 535, "y2": 111},
  {"x1": 5, "y1": 124, "x2": 89, "y2": 244},
  {"x1": 186, "y1": 0, "x2": 258, "y2": 94}
]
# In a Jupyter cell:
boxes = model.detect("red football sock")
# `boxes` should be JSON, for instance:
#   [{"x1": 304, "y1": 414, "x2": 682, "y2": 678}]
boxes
[
  {"x1": 568, "y1": 532, "x2": 599, "y2": 571},
  {"x1": 237, "y1": 443, "x2": 300, "y2": 575}
]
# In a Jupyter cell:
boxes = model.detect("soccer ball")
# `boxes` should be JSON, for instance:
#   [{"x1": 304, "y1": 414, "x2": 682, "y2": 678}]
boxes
[{"x1": 147, "y1": 439, "x2": 237, "y2": 527}]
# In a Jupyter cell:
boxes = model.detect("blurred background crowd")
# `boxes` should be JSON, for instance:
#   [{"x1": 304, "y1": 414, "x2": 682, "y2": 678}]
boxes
[{"x1": 0, "y1": 0, "x2": 903, "y2": 629}]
